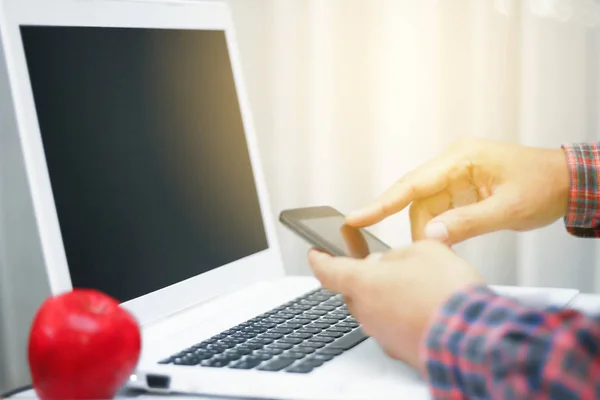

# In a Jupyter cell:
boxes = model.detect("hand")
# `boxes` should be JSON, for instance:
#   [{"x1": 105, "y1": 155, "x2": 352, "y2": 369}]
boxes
[
  {"x1": 308, "y1": 240, "x2": 484, "y2": 371},
  {"x1": 346, "y1": 138, "x2": 571, "y2": 245}
]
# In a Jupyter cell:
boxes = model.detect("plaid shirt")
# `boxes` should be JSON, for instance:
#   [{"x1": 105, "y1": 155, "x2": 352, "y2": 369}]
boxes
[{"x1": 420, "y1": 143, "x2": 600, "y2": 399}]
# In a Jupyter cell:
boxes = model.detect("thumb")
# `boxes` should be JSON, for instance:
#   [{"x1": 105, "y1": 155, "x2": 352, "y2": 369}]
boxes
[
  {"x1": 308, "y1": 250, "x2": 371, "y2": 296},
  {"x1": 424, "y1": 195, "x2": 513, "y2": 245}
]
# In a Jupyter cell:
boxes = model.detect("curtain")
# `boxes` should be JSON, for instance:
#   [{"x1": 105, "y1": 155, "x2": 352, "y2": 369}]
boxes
[{"x1": 228, "y1": 0, "x2": 600, "y2": 292}]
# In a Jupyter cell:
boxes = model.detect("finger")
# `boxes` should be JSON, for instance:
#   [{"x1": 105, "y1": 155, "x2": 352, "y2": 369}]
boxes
[
  {"x1": 379, "y1": 247, "x2": 411, "y2": 261},
  {"x1": 339, "y1": 224, "x2": 370, "y2": 258},
  {"x1": 346, "y1": 153, "x2": 460, "y2": 227},
  {"x1": 409, "y1": 191, "x2": 452, "y2": 242},
  {"x1": 343, "y1": 296, "x2": 358, "y2": 317},
  {"x1": 366, "y1": 252, "x2": 383, "y2": 261},
  {"x1": 308, "y1": 250, "x2": 371, "y2": 296},
  {"x1": 424, "y1": 192, "x2": 514, "y2": 245}
]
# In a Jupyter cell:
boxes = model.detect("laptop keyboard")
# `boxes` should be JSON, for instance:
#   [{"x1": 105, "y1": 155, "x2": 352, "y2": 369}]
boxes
[{"x1": 158, "y1": 288, "x2": 368, "y2": 374}]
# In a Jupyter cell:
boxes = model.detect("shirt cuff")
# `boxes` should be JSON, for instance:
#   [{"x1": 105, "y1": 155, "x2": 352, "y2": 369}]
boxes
[{"x1": 561, "y1": 143, "x2": 600, "y2": 235}]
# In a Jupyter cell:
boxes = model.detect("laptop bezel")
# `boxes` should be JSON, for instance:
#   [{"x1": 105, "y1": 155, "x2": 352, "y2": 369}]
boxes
[{"x1": 0, "y1": 0, "x2": 285, "y2": 326}]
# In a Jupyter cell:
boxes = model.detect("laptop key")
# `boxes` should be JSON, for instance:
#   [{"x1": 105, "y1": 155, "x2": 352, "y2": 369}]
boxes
[
  {"x1": 268, "y1": 342, "x2": 294, "y2": 351},
  {"x1": 283, "y1": 309, "x2": 304, "y2": 315},
  {"x1": 292, "y1": 304, "x2": 312, "y2": 311},
  {"x1": 281, "y1": 322, "x2": 303, "y2": 329},
  {"x1": 301, "y1": 358, "x2": 325, "y2": 368},
  {"x1": 174, "y1": 357, "x2": 197, "y2": 366},
  {"x1": 304, "y1": 309, "x2": 328, "y2": 316},
  {"x1": 328, "y1": 326, "x2": 352, "y2": 334},
  {"x1": 309, "y1": 336, "x2": 334, "y2": 344},
  {"x1": 288, "y1": 332, "x2": 313, "y2": 340},
  {"x1": 314, "y1": 305, "x2": 336, "y2": 311},
  {"x1": 293, "y1": 346, "x2": 316, "y2": 354},
  {"x1": 298, "y1": 300, "x2": 320, "y2": 306},
  {"x1": 320, "y1": 330, "x2": 344, "y2": 339},
  {"x1": 257, "y1": 357, "x2": 296, "y2": 371},
  {"x1": 298, "y1": 327, "x2": 322, "y2": 335},
  {"x1": 252, "y1": 337, "x2": 274, "y2": 345},
  {"x1": 230, "y1": 356, "x2": 263, "y2": 370},
  {"x1": 312, "y1": 353, "x2": 334, "y2": 362},
  {"x1": 200, "y1": 358, "x2": 229, "y2": 368},
  {"x1": 300, "y1": 314, "x2": 321, "y2": 321},
  {"x1": 281, "y1": 351, "x2": 307, "y2": 360},
  {"x1": 278, "y1": 337, "x2": 303, "y2": 346},
  {"x1": 194, "y1": 351, "x2": 217, "y2": 360},
  {"x1": 242, "y1": 342, "x2": 263, "y2": 351},
  {"x1": 260, "y1": 332, "x2": 284, "y2": 340},
  {"x1": 216, "y1": 353, "x2": 243, "y2": 362},
  {"x1": 253, "y1": 351, "x2": 274, "y2": 361},
  {"x1": 232, "y1": 333, "x2": 252, "y2": 341},
  {"x1": 270, "y1": 327, "x2": 294, "y2": 335},
  {"x1": 291, "y1": 318, "x2": 313, "y2": 325},
  {"x1": 319, "y1": 318, "x2": 339, "y2": 325},
  {"x1": 207, "y1": 343, "x2": 228, "y2": 352},
  {"x1": 328, "y1": 328, "x2": 368, "y2": 351},
  {"x1": 317, "y1": 347, "x2": 344, "y2": 356},
  {"x1": 233, "y1": 346, "x2": 253, "y2": 355},
  {"x1": 219, "y1": 341, "x2": 238, "y2": 349},
  {"x1": 274, "y1": 312, "x2": 296, "y2": 319},
  {"x1": 310, "y1": 322, "x2": 332, "y2": 329},
  {"x1": 268, "y1": 318, "x2": 288, "y2": 324},
  {"x1": 298, "y1": 341, "x2": 325, "y2": 350},
  {"x1": 257, "y1": 322, "x2": 278, "y2": 329},
  {"x1": 286, "y1": 364, "x2": 314, "y2": 374}
]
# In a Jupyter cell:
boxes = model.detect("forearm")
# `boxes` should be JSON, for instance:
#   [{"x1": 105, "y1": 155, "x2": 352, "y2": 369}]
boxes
[
  {"x1": 421, "y1": 285, "x2": 600, "y2": 399},
  {"x1": 562, "y1": 143, "x2": 600, "y2": 237}
]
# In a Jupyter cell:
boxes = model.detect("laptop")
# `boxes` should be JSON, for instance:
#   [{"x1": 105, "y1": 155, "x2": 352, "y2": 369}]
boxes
[{"x1": 0, "y1": 0, "x2": 580, "y2": 399}]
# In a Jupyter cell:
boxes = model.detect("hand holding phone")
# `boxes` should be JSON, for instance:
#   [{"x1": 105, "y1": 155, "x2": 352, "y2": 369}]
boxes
[{"x1": 279, "y1": 206, "x2": 390, "y2": 258}]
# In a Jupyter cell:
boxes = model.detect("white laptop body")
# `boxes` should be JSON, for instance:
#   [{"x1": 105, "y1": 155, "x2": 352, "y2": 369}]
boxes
[{"x1": 0, "y1": 0, "x2": 579, "y2": 399}]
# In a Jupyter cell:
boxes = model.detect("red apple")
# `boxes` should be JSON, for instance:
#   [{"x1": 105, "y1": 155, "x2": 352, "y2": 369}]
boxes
[{"x1": 28, "y1": 289, "x2": 142, "y2": 400}]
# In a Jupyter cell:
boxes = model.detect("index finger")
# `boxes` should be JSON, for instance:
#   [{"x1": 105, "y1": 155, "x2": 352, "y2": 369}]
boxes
[
  {"x1": 339, "y1": 224, "x2": 370, "y2": 258},
  {"x1": 346, "y1": 153, "x2": 457, "y2": 227},
  {"x1": 308, "y1": 250, "x2": 371, "y2": 296}
]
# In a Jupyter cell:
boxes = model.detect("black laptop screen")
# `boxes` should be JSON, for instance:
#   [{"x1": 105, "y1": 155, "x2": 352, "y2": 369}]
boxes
[{"x1": 20, "y1": 26, "x2": 269, "y2": 303}]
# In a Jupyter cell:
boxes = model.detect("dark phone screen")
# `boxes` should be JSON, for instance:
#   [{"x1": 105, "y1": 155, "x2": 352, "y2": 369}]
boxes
[{"x1": 299, "y1": 216, "x2": 390, "y2": 257}]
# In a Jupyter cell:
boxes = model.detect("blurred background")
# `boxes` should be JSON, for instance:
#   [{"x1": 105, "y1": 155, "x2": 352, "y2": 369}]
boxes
[{"x1": 228, "y1": 0, "x2": 600, "y2": 290}]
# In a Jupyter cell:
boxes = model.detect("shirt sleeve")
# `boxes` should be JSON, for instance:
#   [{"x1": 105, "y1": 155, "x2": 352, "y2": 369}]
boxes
[
  {"x1": 562, "y1": 143, "x2": 600, "y2": 238},
  {"x1": 420, "y1": 285, "x2": 600, "y2": 400}
]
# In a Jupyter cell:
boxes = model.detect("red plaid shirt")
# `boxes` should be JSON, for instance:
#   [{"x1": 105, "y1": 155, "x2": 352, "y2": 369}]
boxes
[{"x1": 420, "y1": 143, "x2": 600, "y2": 399}]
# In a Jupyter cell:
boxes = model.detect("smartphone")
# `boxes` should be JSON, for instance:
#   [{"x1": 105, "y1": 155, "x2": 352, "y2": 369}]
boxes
[{"x1": 279, "y1": 206, "x2": 390, "y2": 258}]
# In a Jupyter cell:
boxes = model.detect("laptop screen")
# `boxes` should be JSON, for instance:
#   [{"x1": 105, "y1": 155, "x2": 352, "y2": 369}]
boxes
[{"x1": 20, "y1": 26, "x2": 269, "y2": 303}]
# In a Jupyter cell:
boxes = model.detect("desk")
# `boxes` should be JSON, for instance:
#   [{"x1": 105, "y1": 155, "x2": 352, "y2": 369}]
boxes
[{"x1": 8, "y1": 291, "x2": 600, "y2": 400}]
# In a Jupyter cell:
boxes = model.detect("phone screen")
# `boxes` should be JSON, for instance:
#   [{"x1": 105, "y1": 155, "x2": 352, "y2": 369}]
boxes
[{"x1": 299, "y1": 215, "x2": 390, "y2": 258}]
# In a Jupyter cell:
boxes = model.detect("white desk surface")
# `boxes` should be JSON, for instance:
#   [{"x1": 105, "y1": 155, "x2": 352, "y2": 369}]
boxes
[
  {"x1": 568, "y1": 293, "x2": 600, "y2": 314},
  {"x1": 9, "y1": 291, "x2": 600, "y2": 400}
]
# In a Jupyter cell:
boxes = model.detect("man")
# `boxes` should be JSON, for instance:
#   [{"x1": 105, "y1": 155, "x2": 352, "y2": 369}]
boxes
[{"x1": 308, "y1": 138, "x2": 600, "y2": 399}]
